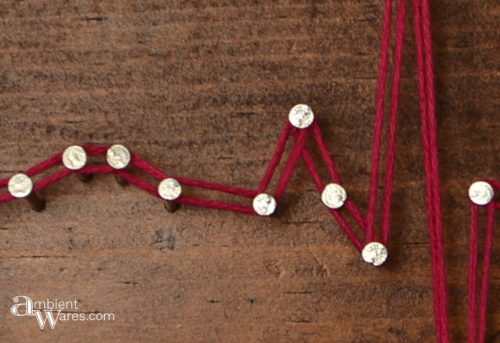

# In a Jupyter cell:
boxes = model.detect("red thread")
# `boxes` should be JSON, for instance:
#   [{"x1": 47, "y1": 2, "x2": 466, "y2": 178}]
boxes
[
  {"x1": 311, "y1": 121, "x2": 369, "y2": 232},
  {"x1": 468, "y1": 204, "x2": 480, "y2": 343},
  {"x1": 258, "y1": 120, "x2": 293, "y2": 193},
  {"x1": 0, "y1": 0, "x2": 410, "y2": 258},
  {"x1": 33, "y1": 168, "x2": 72, "y2": 192},
  {"x1": 77, "y1": 166, "x2": 115, "y2": 174},
  {"x1": 174, "y1": 176, "x2": 258, "y2": 199},
  {"x1": 363, "y1": 0, "x2": 407, "y2": 246},
  {"x1": 82, "y1": 145, "x2": 108, "y2": 156},
  {"x1": 381, "y1": 0, "x2": 407, "y2": 244},
  {"x1": 413, "y1": 0, "x2": 450, "y2": 340},
  {"x1": 468, "y1": 198, "x2": 497, "y2": 343},
  {"x1": 132, "y1": 154, "x2": 258, "y2": 198},
  {"x1": 301, "y1": 145, "x2": 363, "y2": 250},
  {"x1": 366, "y1": 0, "x2": 393, "y2": 244},
  {"x1": 177, "y1": 197, "x2": 255, "y2": 215},
  {"x1": 486, "y1": 179, "x2": 500, "y2": 190},
  {"x1": 26, "y1": 153, "x2": 63, "y2": 177},
  {"x1": 274, "y1": 128, "x2": 308, "y2": 200},
  {"x1": 132, "y1": 155, "x2": 168, "y2": 180}
]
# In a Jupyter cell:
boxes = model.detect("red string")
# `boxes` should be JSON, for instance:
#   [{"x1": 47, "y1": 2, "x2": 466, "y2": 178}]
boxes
[
  {"x1": 413, "y1": 0, "x2": 450, "y2": 340},
  {"x1": 468, "y1": 198, "x2": 497, "y2": 343},
  {"x1": 132, "y1": 154, "x2": 258, "y2": 198},
  {"x1": 310, "y1": 121, "x2": 369, "y2": 233},
  {"x1": 77, "y1": 165, "x2": 115, "y2": 174},
  {"x1": 366, "y1": 0, "x2": 393, "y2": 244},
  {"x1": 467, "y1": 204, "x2": 480, "y2": 343},
  {"x1": 364, "y1": 0, "x2": 408, "y2": 246},
  {"x1": 26, "y1": 153, "x2": 63, "y2": 177},
  {"x1": 33, "y1": 168, "x2": 72, "y2": 192},
  {"x1": 274, "y1": 128, "x2": 308, "y2": 200},
  {"x1": 258, "y1": 120, "x2": 293, "y2": 193},
  {"x1": 0, "y1": 0, "x2": 409, "y2": 257},
  {"x1": 300, "y1": 145, "x2": 363, "y2": 251},
  {"x1": 177, "y1": 197, "x2": 255, "y2": 215},
  {"x1": 0, "y1": 129, "x2": 356, "y2": 230},
  {"x1": 173, "y1": 176, "x2": 258, "y2": 199},
  {"x1": 381, "y1": 0, "x2": 408, "y2": 244},
  {"x1": 486, "y1": 179, "x2": 500, "y2": 190}
]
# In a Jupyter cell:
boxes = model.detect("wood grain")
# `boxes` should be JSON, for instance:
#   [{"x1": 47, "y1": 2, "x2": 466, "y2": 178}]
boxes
[{"x1": 0, "y1": 1, "x2": 498, "y2": 342}]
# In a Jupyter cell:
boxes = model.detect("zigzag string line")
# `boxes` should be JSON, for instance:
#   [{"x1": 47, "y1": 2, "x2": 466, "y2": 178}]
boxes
[
  {"x1": 468, "y1": 180, "x2": 499, "y2": 343},
  {"x1": 0, "y1": 0, "x2": 408, "y2": 261},
  {"x1": 0, "y1": 119, "x2": 389, "y2": 253}
]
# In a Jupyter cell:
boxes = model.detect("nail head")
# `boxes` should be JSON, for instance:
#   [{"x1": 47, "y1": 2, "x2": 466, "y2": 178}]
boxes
[
  {"x1": 158, "y1": 178, "x2": 182, "y2": 201},
  {"x1": 288, "y1": 104, "x2": 314, "y2": 129},
  {"x1": 63, "y1": 145, "x2": 87, "y2": 170},
  {"x1": 8, "y1": 173, "x2": 33, "y2": 198},
  {"x1": 253, "y1": 193, "x2": 277, "y2": 216},
  {"x1": 362, "y1": 242, "x2": 388, "y2": 267},
  {"x1": 468, "y1": 181, "x2": 494, "y2": 206},
  {"x1": 321, "y1": 183, "x2": 347, "y2": 209},
  {"x1": 107, "y1": 144, "x2": 131, "y2": 170}
]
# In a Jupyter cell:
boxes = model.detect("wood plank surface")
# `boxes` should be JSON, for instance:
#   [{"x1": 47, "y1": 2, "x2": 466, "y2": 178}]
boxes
[{"x1": 0, "y1": 1, "x2": 498, "y2": 342}]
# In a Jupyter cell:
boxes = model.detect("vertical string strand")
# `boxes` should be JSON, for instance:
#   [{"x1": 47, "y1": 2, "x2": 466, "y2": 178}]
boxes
[
  {"x1": 381, "y1": 0, "x2": 408, "y2": 244},
  {"x1": 468, "y1": 204, "x2": 480, "y2": 343},
  {"x1": 366, "y1": 0, "x2": 394, "y2": 244},
  {"x1": 413, "y1": 0, "x2": 450, "y2": 341}
]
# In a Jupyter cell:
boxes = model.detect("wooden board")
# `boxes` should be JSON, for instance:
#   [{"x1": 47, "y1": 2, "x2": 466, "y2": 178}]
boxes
[{"x1": 0, "y1": 1, "x2": 498, "y2": 342}]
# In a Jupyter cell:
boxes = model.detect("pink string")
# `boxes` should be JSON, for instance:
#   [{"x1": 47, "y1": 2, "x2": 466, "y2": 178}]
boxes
[
  {"x1": 0, "y1": 121, "x2": 375, "y2": 251},
  {"x1": 258, "y1": 120, "x2": 293, "y2": 193},
  {"x1": 468, "y1": 199, "x2": 497, "y2": 343},
  {"x1": 76, "y1": 166, "x2": 115, "y2": 174},
  {"x1": 366, "y1": 0, "x2": 393, "y2": 244},
  {"x1": 468, "y1": 204, "x2": 480, "y2": 343},
  {"x1": 177, "y1": 197, "x2": 255, "y2": 215},
  {"x1": 366, "y1": 0, "x2": 408, "y2": 245},
  {"x1": 0, "y1": 0, "x2": 410, "y2": 260},
  {"x1": 274, "y1": 128, "x2": 308, "y2": 200},
  {"x1": 33, "y1": 168, "x2": 72, "y2": 192},
  {"x1": 301, "y1": 145, "x2": 363, "y2": 251},
  {"x1": 132, "y1": 154, "x2": 258, "y2": 198},
  {"x1": 0, "y1": 193, "x2": 14, "y2": 203},
  {"x1": 82, "y1": 145, "x2": 107, "y2": 156},
  {"x1": 413, "y1": 0, "x2": 450, "y2": 340},
  {"x1": 131, "y1": 155, "x2": 168, "y2": 180},
  {"x1": 116, "y1": 170, "x2": 256, "y2": 215},
  {"x1": 311, "y1": 121, "x2": 343, "y2": 184},
  {"x1": 486, "y1": 179, "x2": 500, "y2": 190},
  {"x1": 26, "y1": 153, "x2": 63, "y2": 177},
  {"x1": 381, "y1": 0, "x2": 408, "y2": 244},
  {"x1": 174, "y1": 176, "x2": 258, "y2": 199},
  {"x1": 310, "y1": 121, "x2": 368, "y2": 232}
]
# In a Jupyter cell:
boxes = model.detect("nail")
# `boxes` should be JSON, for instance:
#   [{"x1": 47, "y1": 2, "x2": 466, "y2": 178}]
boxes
[
  {"x1": 164, "y1": 201, "x2": 180, "y2": 213},
  {"x1": 158, "y1": 178, "x2": 182, "y2": 213},
  {"x1": 77, "y1": 173, "x2": 93, "y2": 183},
  {"x1": 26, "y1": 193, "x2": 46, "y2": 212},
  {"x1": 114, "y1": 174, "x2": 129, "y2": 187},
  {"x1": 63, "y1": 145, "x2": 91, "y2": 183},
  {"x1": 8, "y1": 173, "x2": 45, "y2": 212},
  {"x1": 106, "y1": 144, "x2": 131, "y2": 187}
]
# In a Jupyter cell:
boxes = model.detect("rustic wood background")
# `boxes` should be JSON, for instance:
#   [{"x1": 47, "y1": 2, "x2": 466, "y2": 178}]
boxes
[{"x1": 0, "y1": 1, "x2": 498, "y2": 342}]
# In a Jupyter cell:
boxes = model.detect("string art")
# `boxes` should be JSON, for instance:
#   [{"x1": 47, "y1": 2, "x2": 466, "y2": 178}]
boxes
[
  {"x1": 1, "y1": 0, "x2": 409, "y2": 265},
  {"x1": 0, "y1": 0, "x2": 496, "y2": 341}
]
